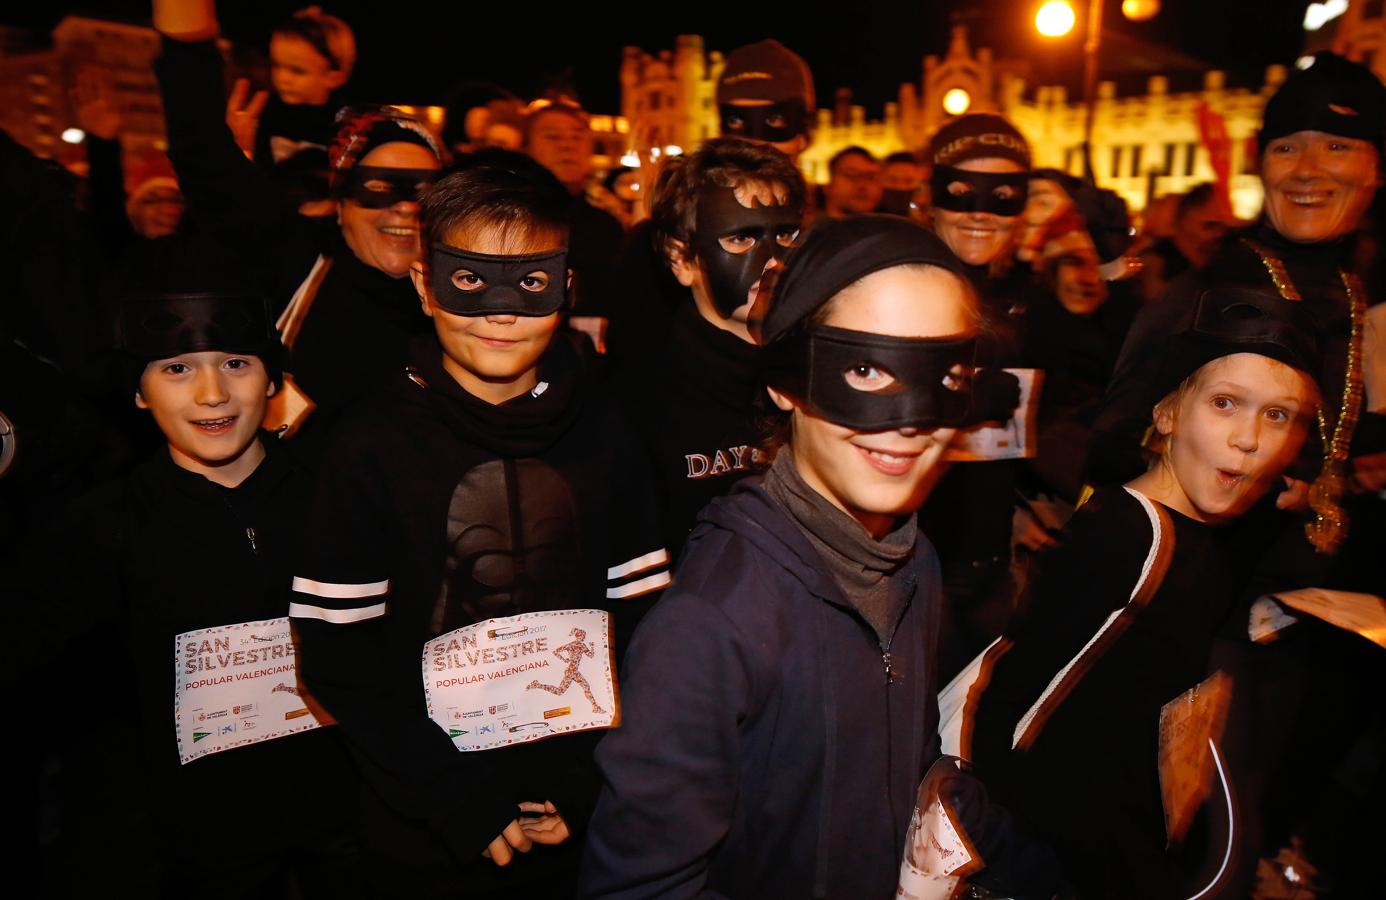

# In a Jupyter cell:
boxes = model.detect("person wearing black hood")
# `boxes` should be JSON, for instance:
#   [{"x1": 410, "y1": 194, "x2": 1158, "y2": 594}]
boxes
[
  {"x1": 623, "y1": 137, "x2": 806, "y2": 555},
  {"x1": 1087, "y1": 51, "x2": 1386, "y2": 893},
  {"x1": 581, "y1": 216, "x2": 980, "y2": 899},
  {"x1": 290, "y1": 151, "x2": 668, "y2": 899},
  {"x1": 21, "y1": 237, "x2": 362, "y2": 898},
  {"x1": 152, "y1": 0, "x2": 443, "y2": 457}
]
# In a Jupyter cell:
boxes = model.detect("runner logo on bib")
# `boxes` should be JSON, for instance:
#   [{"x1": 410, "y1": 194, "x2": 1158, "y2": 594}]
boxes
[
  {"x1": 423, "y1": 609, "x2": 619, "y2": 751},
  {"x1": 174, "y1": 617, "x2": 325, "y2": 764}
]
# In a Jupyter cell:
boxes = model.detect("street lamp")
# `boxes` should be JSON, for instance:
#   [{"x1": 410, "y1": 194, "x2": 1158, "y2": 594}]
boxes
[
  {"x1": 943, "y1": 88, "x2": 972, "y2": 116},
  {"x1": 1036, "y1": 1, "x2": 1076, "y2": 37},
  {"x1": 1036, "y1": 0, "x2": 1160, "y2": 180}
]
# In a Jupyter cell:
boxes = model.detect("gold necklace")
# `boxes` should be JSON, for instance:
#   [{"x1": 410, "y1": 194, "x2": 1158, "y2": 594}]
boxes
[{"x1": 1241, "y1": 238, "x2": 1365, "y2": 554}]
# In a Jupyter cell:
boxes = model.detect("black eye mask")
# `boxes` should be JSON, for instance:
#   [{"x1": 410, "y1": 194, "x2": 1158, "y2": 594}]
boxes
[
  {"x1": 719, "y1": 102, "x2": 808, "y2": 144},
  {"x1": 763, "y1": 325, "x2": 977, "y2": 431},
  {"x1": 429, "y1": 244, "x2": 568, "y2": 317},
  {"x1": 691, "y1": 185, "x2": 803, "y2": 318},
  {"x1": 343, "y1": 166, "x2": 437, "y2": 208},
  {"x1": 930, "y1": 165, "x2": 1029, "y2": 217}
]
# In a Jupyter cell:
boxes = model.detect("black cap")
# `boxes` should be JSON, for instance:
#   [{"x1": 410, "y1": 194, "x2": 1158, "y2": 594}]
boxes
[
  {"x1": 1260, "y1": 52, "x2": 1386, "y2": 155},
  {"x1": 114, "y1": 237, "x2": 281, "y2": 380},
  {"x1": 1153, "y1": 286, "x2": 1321, "y2": 400},
  {"x1": 928, "y1": 113, "x2": 1031, "y2": 170},
  {"x1": 759, "y1": 215, "x2": 969, "y2": 345},
  {"x1": 716, "y1": 39, "x2": 815, "y2": 111}
]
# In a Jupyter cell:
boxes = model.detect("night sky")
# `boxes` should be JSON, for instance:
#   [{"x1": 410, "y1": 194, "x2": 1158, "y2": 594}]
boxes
[{"x1": 8, "y1": 1, "x2": 1319, "y2": 113}]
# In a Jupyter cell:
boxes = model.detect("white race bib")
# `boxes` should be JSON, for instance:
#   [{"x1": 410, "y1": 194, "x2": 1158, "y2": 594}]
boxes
[
  {"x1": 174, "y1": 617, "x2": 324, "y2": 764},
  {"x1": 422, "y1": 609, "x2": 619, "y2": 752}
]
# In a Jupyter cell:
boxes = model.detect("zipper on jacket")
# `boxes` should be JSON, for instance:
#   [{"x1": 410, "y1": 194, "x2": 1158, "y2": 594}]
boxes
[
  {"x1": 881, "y1": 648, "x2": 894, "y2": 685},
  {"x1": 245, "y1": 527, "x2": 259, "y2": 555}
]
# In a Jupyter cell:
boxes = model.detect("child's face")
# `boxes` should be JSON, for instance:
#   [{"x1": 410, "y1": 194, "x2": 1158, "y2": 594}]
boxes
[
  {"x1": 771, "y1": 265, "x2": 974, "y2": 538},
  {"x1": 136, "y1": 351, "x2": 274, "y2": 483},
  {"x1": 1155, "y1": 353, "x2": 1315, "y2": 523},
  {"x1": 670, "y1": 178, "x2": 801, "y2": 332},
  {"x1": 270, "y1": 34, "x2": 344, "y2": 106},
  {"x1": 413, "y1": 228, "x2": 563, "y2": 405}
]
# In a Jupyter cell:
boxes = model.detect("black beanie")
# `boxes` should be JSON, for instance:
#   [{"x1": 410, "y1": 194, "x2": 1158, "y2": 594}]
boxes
[
  {"x1": 329, "y1": 107, "x2": 442, "y2": 194},
  {"x1": 114, "y1": 236, "x2": 282, "y2": 386},
  {"x1": 928, "y1": 114, "x2": 1031, "y2": 170},
  {"x1": 1259, "y1": 52, "x2": 1386, "y2": 156},
  {"x1": 1152, "y1": 286, "x2": 1321, "y2": 401},
  {"x1": 759, "y1": 215, "x2": 969, "y2": 345}
]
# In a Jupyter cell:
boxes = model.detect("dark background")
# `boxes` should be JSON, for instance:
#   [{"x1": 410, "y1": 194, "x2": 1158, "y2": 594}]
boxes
[{"x1": 4, "y1": 1, "x2": 1318, "y2": 112}]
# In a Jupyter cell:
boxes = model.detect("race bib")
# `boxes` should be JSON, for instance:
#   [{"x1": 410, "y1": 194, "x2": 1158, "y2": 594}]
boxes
[
  {"x1": 174, "y1": 617, "x2": 325, "y2": 764},
  {"x1": 423, "y1": 609, "x2": 619, "y2": 752}
]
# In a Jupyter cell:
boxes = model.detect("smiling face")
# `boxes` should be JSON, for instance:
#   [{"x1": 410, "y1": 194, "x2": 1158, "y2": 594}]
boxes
[
  {"x1": 412, "y1": 226, "x2": 564, "y2": 405},
  {"x1": 1261, "y1": 130, "x2": 1379, "y2": 244},
  {"x1": 136, "y1": 351, "x2": 274, "y2": 487},
  {"x1": 338, "y1": 142, "x2": 440, "y2": 278},
  {"x1": 269, "y1": 33, "x2": 345, "y2": 106},
  {"x1": 768, "y1": 265, "x2": 975, "y2": 538},
  {"x1": 1141, "y1": 353, "x2": 1316, "y2": 523},
  {"x1": 933, "y1": 157, "x2": 1025, "y2": 266}
]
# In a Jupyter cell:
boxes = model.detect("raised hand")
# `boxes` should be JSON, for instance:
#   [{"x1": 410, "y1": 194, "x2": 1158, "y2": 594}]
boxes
[{"x1": 225, "y1": 77, "x2": 269, "y2": 158}]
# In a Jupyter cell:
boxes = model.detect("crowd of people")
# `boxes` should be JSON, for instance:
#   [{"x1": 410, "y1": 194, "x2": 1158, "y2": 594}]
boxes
[{"x1": 5, "y1": 2, "x2": 1384, "y2": 898}]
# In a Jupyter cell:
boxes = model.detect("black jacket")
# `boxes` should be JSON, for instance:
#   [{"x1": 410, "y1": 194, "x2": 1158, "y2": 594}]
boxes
[
  {"x1": 580, "y1": 479, "x2": 943, "y2": 899},
  {"x1": 29, "y1": 442, "x2": 357, "y2": 855}
]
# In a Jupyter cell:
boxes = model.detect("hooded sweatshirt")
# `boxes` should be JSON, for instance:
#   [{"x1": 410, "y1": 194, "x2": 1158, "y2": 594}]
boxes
[{"x1": 580, "y1": 475, "x2": 942, "y2": 899}]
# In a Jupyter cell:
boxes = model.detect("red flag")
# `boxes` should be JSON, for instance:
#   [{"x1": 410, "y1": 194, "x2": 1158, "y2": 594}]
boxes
[{"x1": 1196, "y1": 102, "x2": 1235, "y2": 219}]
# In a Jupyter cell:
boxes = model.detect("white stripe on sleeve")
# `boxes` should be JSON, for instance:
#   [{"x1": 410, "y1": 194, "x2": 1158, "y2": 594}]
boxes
[
  {"x1": 607, "y1": 548, "x2": 670, "y2": 581},
  {"x1": 292, "y1": 576, "x2": 390, "y2": 599},
  {"x1": 606, "y1": 570, "x2": 672, "y2": 600},
  {"x1": 288, "y1": 601, "x2": 388, "y2": 624}
]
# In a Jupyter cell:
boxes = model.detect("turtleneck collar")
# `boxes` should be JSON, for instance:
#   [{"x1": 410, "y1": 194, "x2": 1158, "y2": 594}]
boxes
[
  {"x1": 761, "y1": 449, "x2": 916, "y2": 642},
  {"x1": 405, "y1": 333, "x2": 587, "y2": 457}
]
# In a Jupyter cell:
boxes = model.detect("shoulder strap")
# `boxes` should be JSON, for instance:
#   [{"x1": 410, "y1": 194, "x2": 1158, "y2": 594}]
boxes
[{"x1": 1012, "y1": 488, "x2": 1175, "y2": 751}]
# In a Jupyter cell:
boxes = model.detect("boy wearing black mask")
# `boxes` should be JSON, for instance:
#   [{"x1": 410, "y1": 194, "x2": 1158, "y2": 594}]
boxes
[
  {"x1": 290, "y1": 150, "x2": 668, "y2": 899},
  {"x1": 623, "y1": 137, "x2": 806, "y2": 554}
]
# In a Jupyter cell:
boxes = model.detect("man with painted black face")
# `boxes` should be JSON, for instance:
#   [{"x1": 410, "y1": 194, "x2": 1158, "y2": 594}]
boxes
[
  {"x1": 153, "y1": 0, "x2": 442, "y2": 458},
  {"x1": 602, "y1": 39, "x2": 815, "y2": 367},
  {"x1": 1089, "y1": 52, "x2": 1386, "y2": 892},
  {"x1": 620, "y1": 138, "x2": 806, "y2": 555}
]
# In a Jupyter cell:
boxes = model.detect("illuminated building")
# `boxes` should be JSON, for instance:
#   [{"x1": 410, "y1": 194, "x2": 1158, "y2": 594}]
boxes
[{"x1": 619, "y1": 21, "x2": 1370, "y2": 216}]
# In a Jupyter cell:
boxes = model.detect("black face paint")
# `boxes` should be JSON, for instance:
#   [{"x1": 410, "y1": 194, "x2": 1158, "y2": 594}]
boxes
[
  {"x1": 343, "y1": 166, "x2": 437, "y2": 208},
  {"x1": 930, "y1": 165, "x2": 1028, "y2": 217},
  {"x1": 691, "y1": 185, "x2": 803, "y2": 319},
  {"x1": 429, "y1": 244, "x2": 568, "y2": 317},
  {"x1": 719, "y1": 102, "x2": 808, "y2": 144},
  {"x1": 764, "y1": 325, "x2": 977, "y2": 431}
]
